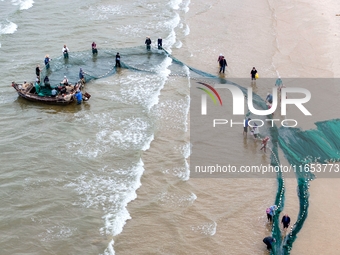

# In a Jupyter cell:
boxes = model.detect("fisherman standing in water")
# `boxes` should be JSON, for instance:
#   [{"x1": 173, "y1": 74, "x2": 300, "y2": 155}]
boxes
[
  {"x1": 79, "y1": 68, "x2": 85, "y2": 84},
  {"x1": 243, "y1": 118, "x2": 250, "y2": 136},
  {"x1": 260, "y1": 136, "x2": 270, "y2": 153},
  {"x1": 275, "y1": 76, "x2": 283, "y2": 88},
  {"x1": 44, "y1": 55, "x2": 51, "y2": 69},
  {"x1": 115, "y1": 52, "x2": 121, "y2": 67},
  {"x1": 281, "y1": 213, "x2": 291, "y2": 230},
  {"x1": 62, "y1": 44, "x2": 69, "y2": 59},
  {"x1": 157, "y1": 37, "x2": 162, "y2": 49},
  {"x1": 145, "y1": 36, "x2": 152, "y2": 50},
  {"x1": 92, "y1": 42, "x2": 98, "y2": 54},
  {"x1": 75, "y1": 89, "x2": 83, "y2": 105}
]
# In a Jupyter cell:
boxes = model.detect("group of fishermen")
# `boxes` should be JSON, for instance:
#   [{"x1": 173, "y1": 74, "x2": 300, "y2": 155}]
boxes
[
  {"x1": 35, "y1": 58, "x2": 86, "y2": 104},
  {"x1": 34, "y1": 42, "x2": 109, "y2": 104},
  {"x1": 263, "y1": 204, "x2": 291, "y2": 251},
  {"x1": 34, "y1": 38, "x2": 160, "y2": 103}
]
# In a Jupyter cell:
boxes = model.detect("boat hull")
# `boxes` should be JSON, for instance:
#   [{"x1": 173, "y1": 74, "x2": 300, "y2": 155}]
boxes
[{"x1": 12, "y1": 82, "x2": 76, "y2": 105}]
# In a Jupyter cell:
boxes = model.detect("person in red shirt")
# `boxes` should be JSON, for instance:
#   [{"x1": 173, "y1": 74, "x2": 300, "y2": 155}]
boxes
[{"x1": 260, "y1": 136, "x2": 270, "y2": 153}]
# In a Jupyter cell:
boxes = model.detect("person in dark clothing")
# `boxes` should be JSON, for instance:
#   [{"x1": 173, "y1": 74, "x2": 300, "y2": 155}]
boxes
[
  {"x1": 251, "y1": 67, "x2": 257, "y2": 80},
  {"x1": 263, "y1": 236, "x2": 276, "y2": 250},
  {"x1": 44, "y1": 55, "x2": 51, "y2": 69},
  {"x1": 115, "y1": 52, "x2": 121, "y2": 67},
  {"x1": 158, "y1": 37, "x2": 162, "y2": 49},
  {"x1": 281, "y1": 214, "x2": 291, "y2": 229},
  {"x1": 266, "y1": 93, "x2": 273, "y2": 104},
  {"x1": 36, "y1": 65, "x2": 41, "y2": 78},
  {"x1": 243, "y1": 118, "x2": 250, "y2": 136},
  {"x1": 43, "y1": 76, "x2": 50, "y2": 87},
  {"x1": 219, "y1": 56, "x2": 227, "y2": 73},
  {"x1": 92, "y1": 42, "x2": 98, "y2": 54},
  {"x1": 145, "y1": 36, "x2": 151, "y2": 50},
  {"x1": 79, "y1": 68, "x2": 85, "y2": 84},
  {"x1": 266, "y1": 207, "x2": 272, "y2": 222},
  {"x1": 217, "y1": 53, "x2": 223, "y2": 66}
]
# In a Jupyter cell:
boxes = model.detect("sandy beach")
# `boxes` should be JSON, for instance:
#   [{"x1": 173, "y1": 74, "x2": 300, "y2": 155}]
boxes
[{"x1": 112, "y1": 0, "x2": 340, "y2": 254}]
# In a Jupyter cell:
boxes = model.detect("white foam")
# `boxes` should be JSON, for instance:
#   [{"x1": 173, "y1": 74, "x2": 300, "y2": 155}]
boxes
[
  {"x1": 102, "y1": 239, "x2": 115, "y2": 255},
  {"x1": 175, "y1": 40, "x2": 183, "y2": 48},
  {"x1": 87, "y1": 5, "x2": 125, "y2": 21},
  {"x1": 68, "y1": 159, "x2": 145, "y2": 237},
  {"x1": 0, "y1": 21, "x2": 17, "y2": 34},
  {"x1": 184, "y1": 24, "x2": 190, "y2": 36},
  {"x1": 38, "y1": 225, "x2": 77, "y2": 242},
  {"x1": 68, "y1": 113, "x2": 153, "y2": 156},
  {"x1": 182, "y1": 0, "x2": 190, "y2": 13},
  {"x1": 163, "y1": 13, "x2": 180, "y2": 53},
  {"x1": 158, "y1": 191, "x2": 196, "y2": 207},
  {"x1": 151, "y1": 95, "x2": 190, "y2": 132},
  {"x1": 191, "y1": 221, "x2": 217, "y2": 236},
  {"x1": 169, "y1": 0, "x2": 182, "y2": 10},
  {"x1": 11, "y1": 0, "x2": 34, "y2": 10},
  {"x1": 109, "y1": 69, "x2": 170, "y2": 111}
]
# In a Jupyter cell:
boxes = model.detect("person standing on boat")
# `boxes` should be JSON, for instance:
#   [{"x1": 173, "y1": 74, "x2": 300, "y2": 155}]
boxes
[
  {"x1": 36, "y1": 65, "x2": 41, "y2": 80},
  {"x1": 44, "y1": 55, "x2": 51, "y2": 69},
  {"x1": 62, "y1": 45, "x2": 69, "y2": 59},
  {"x1": 92, "y1": 42, "x2": 97, "y2": 54},
  {"x1": 44, "y1": 76, "x2": 50, "y2": 87},
  {"x1": 115, "y1": 53, "x2": 121, "y2": 67},
  {"x1": 61, "y1": 76, "x2": 69, "y2": 86},
  {"x1": 145, "y1": 36, "x2": 151, "y2": 50}
]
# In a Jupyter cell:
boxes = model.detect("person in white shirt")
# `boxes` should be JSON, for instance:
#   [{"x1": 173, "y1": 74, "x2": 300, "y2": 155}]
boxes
[
  {"x1": 62, "y1": 45, "x2": 69, "y2": 59},
  {"x1": 61, "y1": 76, "x2": 69, "y2": 85}
]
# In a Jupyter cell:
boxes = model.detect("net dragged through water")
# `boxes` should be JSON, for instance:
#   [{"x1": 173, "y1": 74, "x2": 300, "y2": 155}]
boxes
[{"x1": 35, "y1": 46, "x2": 339, "y2": 254}]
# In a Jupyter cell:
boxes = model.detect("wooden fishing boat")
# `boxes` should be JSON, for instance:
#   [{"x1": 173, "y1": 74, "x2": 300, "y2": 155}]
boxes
[{"x1": 11, "y1": 81, "x2": 90, "y2": 105}]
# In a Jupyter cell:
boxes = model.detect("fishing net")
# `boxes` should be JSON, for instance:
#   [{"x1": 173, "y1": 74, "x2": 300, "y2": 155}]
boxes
[{"x1": 35, "y1": 46, "x2": 338, "y2": 254}]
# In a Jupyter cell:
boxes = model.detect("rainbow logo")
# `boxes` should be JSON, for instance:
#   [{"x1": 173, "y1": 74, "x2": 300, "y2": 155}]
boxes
[{"x1": 196, "y1": 82, "x2": 223, "y2": 106}]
